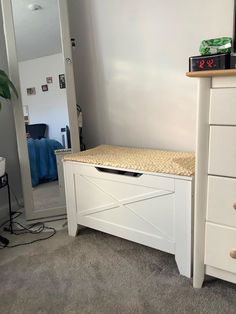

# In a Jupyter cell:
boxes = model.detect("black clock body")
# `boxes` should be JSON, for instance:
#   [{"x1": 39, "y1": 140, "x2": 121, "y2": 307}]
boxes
[{"x1": 189, "y1": 53, "x2": 230, "y2": 72}]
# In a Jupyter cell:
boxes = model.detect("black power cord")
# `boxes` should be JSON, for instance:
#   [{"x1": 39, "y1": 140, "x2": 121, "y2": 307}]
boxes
[
  {"x1": 0, "y1": 211, "x2": 56, "y2": 249},
  {"x1": 0, "y1": 211, "x2": 21, "y2": 229}
]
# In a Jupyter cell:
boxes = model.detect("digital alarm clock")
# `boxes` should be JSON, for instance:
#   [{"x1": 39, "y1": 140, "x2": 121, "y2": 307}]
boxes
[{"x1": 189, "y1": 53, "x2": 230, "y2": 72}]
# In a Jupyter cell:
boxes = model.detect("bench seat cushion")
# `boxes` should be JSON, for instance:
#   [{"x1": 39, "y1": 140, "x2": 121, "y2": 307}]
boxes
[{"x1": 63, "y1": 145, "x2": 195, "y2": 177}]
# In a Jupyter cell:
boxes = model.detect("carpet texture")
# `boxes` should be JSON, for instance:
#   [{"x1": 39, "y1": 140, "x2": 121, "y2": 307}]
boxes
[
  {"x1": 0, "y1": 228, "x2": 236, "y2": 314},
  {"x1": 33, "y1": 181, "x2": 63, "y2": 210}
]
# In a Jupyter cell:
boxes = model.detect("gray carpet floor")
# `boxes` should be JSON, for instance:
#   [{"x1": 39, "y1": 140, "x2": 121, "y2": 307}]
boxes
[
  {"x1": 0, "y1": 227, "x2": 236, "y2": 314},
  {"x1": 33, "y1": 181, "x2": 63, "y2": 210}
]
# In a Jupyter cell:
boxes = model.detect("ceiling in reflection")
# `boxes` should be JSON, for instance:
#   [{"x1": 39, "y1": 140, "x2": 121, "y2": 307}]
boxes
[{"x1": 12, "y1": 0, "x2": 62, "y2": 61}]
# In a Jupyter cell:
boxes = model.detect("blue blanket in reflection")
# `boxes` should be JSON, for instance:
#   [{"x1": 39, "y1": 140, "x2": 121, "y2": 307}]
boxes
[{"x1": 27, "y1": 138, "x2": 63, "y2": 187}]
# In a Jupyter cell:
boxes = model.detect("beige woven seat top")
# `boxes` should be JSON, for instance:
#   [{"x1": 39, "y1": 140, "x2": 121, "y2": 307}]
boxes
[
  {"x1": 54, "y1": 148, "x2": 72, "y2": 153},
  {"x1": 63, "y1": 145, "x2": 195, "y2": 177}
]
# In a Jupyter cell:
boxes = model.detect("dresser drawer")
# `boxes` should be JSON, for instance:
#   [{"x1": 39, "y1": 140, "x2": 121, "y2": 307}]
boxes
[
  {"x1": 207, "y1": 176, "x2": 236, "y2": 228},
  {"x1": 209, "y1": 126, "x2": 236, "y2": 177},
  {"x1": 205, "y1": 223, "x2": 236, "y2": 274},
  {"x1": 210, "y1": 89, "x2": 236, "y2": 125}
]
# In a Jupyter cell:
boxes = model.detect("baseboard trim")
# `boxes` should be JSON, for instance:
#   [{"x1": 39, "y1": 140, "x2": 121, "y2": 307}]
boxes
[{"x1": 26, "y1": 214, "x2": 67, "y2": 224}]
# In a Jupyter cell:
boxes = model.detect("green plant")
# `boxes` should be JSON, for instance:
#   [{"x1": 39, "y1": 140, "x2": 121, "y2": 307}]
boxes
[{"x1": 0, "y1": 69, "x2": 18, "y2": 110}]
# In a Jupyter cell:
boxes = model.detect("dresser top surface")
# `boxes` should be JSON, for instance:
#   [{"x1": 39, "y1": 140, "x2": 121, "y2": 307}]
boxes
[{"x1": 186, "y1": 69, "x2": 236, "y2": 78}]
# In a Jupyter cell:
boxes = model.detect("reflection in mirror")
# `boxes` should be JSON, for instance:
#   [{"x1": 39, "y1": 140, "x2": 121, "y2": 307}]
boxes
[{"x1": 12, "y1": 0, "x2": 71, "y2": 211}]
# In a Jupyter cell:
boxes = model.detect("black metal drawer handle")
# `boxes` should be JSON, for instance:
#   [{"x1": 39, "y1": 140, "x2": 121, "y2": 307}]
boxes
[{"x1": 95, "y1": 167, "x2": 142, "y2": 177}]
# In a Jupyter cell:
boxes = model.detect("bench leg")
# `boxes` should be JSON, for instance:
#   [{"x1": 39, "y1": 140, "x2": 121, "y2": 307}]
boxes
[
  {"x1": 68, "y1": 223, "x2": 85, "y2": 237},
  {"x1": 174, "y1": 179, "x2": 193, "y2": 278},
  {"x1": 68, "y1": 221, "x2": 79, "y2": 237}
]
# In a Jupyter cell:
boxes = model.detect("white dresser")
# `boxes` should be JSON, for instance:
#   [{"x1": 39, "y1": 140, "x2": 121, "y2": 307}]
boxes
[{"x1": 187, "y1": 70, "x2": 236, "y2": 288}]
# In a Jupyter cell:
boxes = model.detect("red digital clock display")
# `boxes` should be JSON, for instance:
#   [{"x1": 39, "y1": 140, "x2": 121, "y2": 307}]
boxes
[{"x1": 199, "y1": 58, "x2": 216, "y2": 69}]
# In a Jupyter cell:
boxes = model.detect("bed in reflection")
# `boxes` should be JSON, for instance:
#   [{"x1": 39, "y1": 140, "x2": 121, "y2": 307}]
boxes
[
  {"x1": 27, "y1": 138, "x2": 63, "y2": 187},
  {"x1": 26, "y1": 123, "x2": 63, "y2": 187}
]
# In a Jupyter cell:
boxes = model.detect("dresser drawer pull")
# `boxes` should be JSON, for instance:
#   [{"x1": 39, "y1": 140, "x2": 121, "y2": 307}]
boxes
[
  {"x1": 230, "y1": 250, "x2": 236, "y2": 259},
  {"x1": 233, "y1": 203, "x2": 236, "y2": 210}
]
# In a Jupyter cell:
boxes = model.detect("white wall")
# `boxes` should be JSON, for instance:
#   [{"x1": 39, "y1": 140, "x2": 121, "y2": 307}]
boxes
[
  {"x1": 0, "y1": 4, "x2": 22, "y2": 215},
  {"x1": 69, "y1": 0, "x2": 234, "y2": 152},
  {"x1": 19, "y1": 53, "x2": 69, "y2": 144}
]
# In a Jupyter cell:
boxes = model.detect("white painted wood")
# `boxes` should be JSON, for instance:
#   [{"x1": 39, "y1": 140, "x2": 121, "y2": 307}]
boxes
[
  {"x1": 212, "y1": 76, "x2": 236, "y2": 88},
  {"x1": 75, "y1": 174, "x2": 175, "y2": 242},
  {"x1": 193, "y1": 78, "x2": 211, "y2": 288},
  {"x1": 1, "y1": 0, "x2": 80, "y2": 220},
  {"x1": 210, "y1": 88, "x2": 236, "y2": 125},
  {"x1": 1, "y1": 0, "x2": 34, "y2": 219},
  {"x1": 70, "y1": 162, "x2": 176, "y2": 190},
  {"x1": 209, "y1": 126, "x2": 236, "y2": 178},
  {"x1": 88, "y1": 177, "x2": 173, "y2": 204},
  {"x1": 174, "y1": 179, "x2": 193, "y2": 278},
  {"x1": 206, "y1": 265, "x2": 236, "y2": 285},
  {"x1": 63, "y1": 161, "x2": 193, "y2": 181},
  {"x1": 63, "y1": 160, "x2": 193, "y2": 278},
  {"x1": 55, "y1": 150, "x2": 72, "y2": 205},
  {"x1": 58, "y1": 0, "x2": 80, "y2": 153},
  {"x1": 205, "y1": 223, "x2": 236, "y2": 274},
  {"x1": 207, "y1": 176, "x2": 236, "y2": 228},
  {"x1": 78, "y1": 214, "x2": 175, "y2": 254},
  {"x1": 63, "y1": 162, "x2": 78, "y2": 236},
  {"x1": 127, "y1": 195, "x2": 174, "y2": 240},
  {"x1": 193, "y1": 75, "x2": 236, "y2": 288},
  {"x1": 56, "y1": 153, "x2": 66, "y2": 205}
]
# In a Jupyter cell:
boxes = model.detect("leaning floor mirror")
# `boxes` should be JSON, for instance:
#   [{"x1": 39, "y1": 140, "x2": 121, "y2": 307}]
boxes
[{"x1": 1, "y1": 0, "x2": 80, "y2": 221}]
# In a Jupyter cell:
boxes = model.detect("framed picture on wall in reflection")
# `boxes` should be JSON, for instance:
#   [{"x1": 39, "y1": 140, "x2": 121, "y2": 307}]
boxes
[
  {"x1": 59, "y1": 74, "x2": 66, "y2": 89},
  {"x1": 46, "y1": 76, "x2": 53, "y2": 84},
  {"x1": 41, "y1": 84, "x2": 48, "y2": 92},
  {"x1": 26, "y1": 87, "x2": 36, "y2": 95}
]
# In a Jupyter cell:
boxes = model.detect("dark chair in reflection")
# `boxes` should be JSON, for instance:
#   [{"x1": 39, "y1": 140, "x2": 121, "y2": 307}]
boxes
[{"x1": 26, "y1": 123, "x2": 48, "y2": 140}]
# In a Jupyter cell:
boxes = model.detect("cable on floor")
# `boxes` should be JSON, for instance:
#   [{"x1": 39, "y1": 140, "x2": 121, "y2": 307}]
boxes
[
  {"x1": 0, "y1": 211, "x2": 56, "y2": 249},
  {"x1": 10, "y1": 187, "x2": 24, "y2": 209}
]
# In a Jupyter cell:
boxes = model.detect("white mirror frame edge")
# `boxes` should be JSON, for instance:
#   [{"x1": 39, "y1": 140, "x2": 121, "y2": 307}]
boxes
[{"x1": 1, "y1": 0, "x2": 80, "y2": 221}]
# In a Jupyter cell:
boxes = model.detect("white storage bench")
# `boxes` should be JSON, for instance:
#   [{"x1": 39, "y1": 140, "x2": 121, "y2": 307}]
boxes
[{"x1": 63, "y1": 145, "x2": 195, "y2": 277}]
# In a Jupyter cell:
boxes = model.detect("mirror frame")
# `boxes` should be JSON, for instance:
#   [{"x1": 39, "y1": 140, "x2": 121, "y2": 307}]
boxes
[{"x1": 1, "y1": 0, "x2": 80, "y2": 221}]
